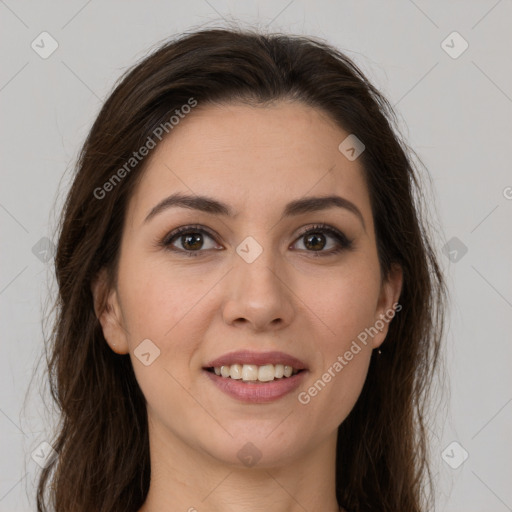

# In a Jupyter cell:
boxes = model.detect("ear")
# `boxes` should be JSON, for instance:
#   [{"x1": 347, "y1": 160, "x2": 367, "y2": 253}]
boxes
[
  {"x1": 91, "y1": 268, "x2": 129, "y2": 354},
  {"x1": 371, "y1": 263, "x2": 403, "y2": 349}
]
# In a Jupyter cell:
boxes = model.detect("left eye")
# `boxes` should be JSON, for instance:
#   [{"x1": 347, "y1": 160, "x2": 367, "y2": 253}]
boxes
[
  {"x1": 293, "y1": 228, "x2": 346, "y2": 253},
  {"x1": 160, "y1": 224, "x2": 352, "y2": 257},
  {"x1": 291, "y1": 224, "x2": 352, "y2": 255}
]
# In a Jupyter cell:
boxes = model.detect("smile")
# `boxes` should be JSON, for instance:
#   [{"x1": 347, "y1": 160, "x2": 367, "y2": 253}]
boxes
[{"x1": 208, "y1": 363, "x2": 302, "y2": 382}]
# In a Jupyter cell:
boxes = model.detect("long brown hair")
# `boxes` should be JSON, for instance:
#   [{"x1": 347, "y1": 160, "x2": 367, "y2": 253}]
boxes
[{"x1": 37, "y1": 27, "x2": 447, "y2": 512}]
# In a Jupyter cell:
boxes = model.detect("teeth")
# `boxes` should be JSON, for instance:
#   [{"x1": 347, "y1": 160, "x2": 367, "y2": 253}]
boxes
[
  {"x1": 241, "y1": 364, "x2": 258, "y2": 381},
  {"x1": 258, "y1": 364, "x2": 275, "y2": 382},
  {"x1": 230, "y1": 364, "x2": 242, "y2": 380},
  {"x1": 213, "y1": 363, "x2": 300, "y2": 382}
]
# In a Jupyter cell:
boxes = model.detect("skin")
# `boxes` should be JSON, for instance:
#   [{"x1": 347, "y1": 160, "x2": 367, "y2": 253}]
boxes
[{"x1": 92, "y1": 101, "x2": 403, "y2": 512}]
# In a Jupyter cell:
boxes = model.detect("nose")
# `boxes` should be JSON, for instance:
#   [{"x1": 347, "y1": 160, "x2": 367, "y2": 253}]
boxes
[{"x1": 221, "y1": 245, "x2": 295, "y2": 333}]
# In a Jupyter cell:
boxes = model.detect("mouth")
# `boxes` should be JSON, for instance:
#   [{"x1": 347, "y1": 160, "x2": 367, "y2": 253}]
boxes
[{"x1": 202, "y1": 350, "x2": 309, "y2": 403}]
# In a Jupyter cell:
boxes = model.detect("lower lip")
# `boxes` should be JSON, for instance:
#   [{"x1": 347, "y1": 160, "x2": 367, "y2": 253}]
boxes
[{"x1": 203, "y1": 369, "x2": 308, "y2": 403}]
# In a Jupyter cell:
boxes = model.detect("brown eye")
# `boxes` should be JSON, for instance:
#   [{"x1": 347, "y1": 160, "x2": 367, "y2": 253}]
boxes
[
  {"x1": 292, "y1": 224, "x2": 353, "y2": 255},
  {"x1": 179, "y1": 232, "x2": 204, "y2": 251},
  {"x1": 161, "y1": 225, "x2": 221, "y2": 257},
  {"x1": 303, "y1": 232, "x2": 327, "y2": 251}
]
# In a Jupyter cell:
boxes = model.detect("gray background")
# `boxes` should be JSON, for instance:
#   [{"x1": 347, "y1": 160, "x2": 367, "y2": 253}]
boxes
[{"x1": 1, "y1": 1, "x2": 511, "y2": 510}]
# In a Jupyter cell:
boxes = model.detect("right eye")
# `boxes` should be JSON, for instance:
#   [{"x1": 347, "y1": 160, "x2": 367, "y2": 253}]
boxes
[{"x1": 160, "y1": 225, "x2": 223, "y2": 257}]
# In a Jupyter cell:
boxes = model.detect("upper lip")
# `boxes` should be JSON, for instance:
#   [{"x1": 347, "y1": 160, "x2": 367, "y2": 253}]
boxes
[{"x1": 204, "y1": 350, "x2": 308, "y2": 370}]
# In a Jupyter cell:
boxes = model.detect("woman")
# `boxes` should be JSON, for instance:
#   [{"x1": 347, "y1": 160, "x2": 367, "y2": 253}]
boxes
[{"x1": 37, "y1": 28, "x2": 447, "y2": 512}]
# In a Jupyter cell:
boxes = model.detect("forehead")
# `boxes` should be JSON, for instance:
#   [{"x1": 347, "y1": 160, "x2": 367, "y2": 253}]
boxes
[{"x1": 126, "y1": 101, "x2": 372, "y2": 227}]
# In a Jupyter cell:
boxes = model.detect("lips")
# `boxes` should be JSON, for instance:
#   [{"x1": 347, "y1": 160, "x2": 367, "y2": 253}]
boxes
[
  {"x1": 203, "y1": 350, "x2": 308, "y2": 370},
  {"x1": 202, "y1": 350, "x2": 309, "y2": 403}
]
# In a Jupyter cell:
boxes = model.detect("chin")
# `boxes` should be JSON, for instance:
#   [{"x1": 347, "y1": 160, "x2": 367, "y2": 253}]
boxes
[{"x1": 196, "y1": 427, "x2": 306, "y2": 469}]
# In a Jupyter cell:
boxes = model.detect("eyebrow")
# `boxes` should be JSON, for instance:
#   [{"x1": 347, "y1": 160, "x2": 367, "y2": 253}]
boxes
[{"x1": 143, "y1": 192, "x2": 366, "y2": 231}]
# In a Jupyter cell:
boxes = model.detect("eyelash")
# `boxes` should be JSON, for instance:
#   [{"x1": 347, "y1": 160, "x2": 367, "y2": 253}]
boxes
[{"x1": 157, "y1": 223, "x2": 353, "y2": 258}]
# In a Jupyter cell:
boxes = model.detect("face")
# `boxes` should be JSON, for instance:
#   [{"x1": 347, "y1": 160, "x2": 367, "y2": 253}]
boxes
[{"x1": 93, "y1": 101, "x2": 402, "y2": 468}]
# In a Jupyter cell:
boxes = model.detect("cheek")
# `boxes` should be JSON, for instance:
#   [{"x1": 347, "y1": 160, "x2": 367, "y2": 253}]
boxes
[
  {"x1": 307, "y1": 265, "x2": 381, "y2": 345},
  {"x1": 299, "y1": 310, "x2": 374, "y2": 429},
  {"x1": 295, "y1": 267, "x2": 379, "y2": 420},
  {"x1": 118, "y1": 253, "x2": 213, "y2": 341},
  {"x1": 114, "y1": 269, "x2": 195, "y2": 415}
]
